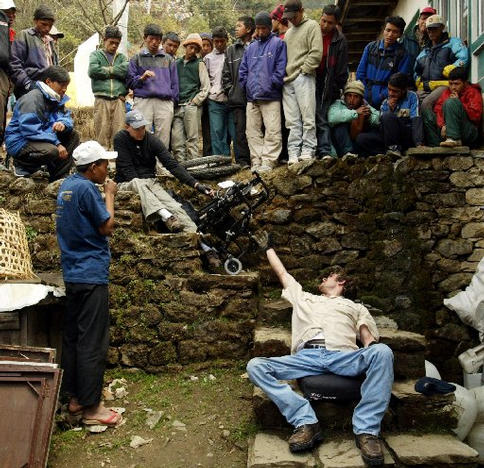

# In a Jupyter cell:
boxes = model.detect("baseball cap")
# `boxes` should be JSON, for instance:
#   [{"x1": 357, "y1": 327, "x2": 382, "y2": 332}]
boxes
[
  {"x1": 49, "y1": 25, "x2": 64, "y2": 38},
  {"x1": 0, "y1": 0, "x2": 16, "y2": 10},
  {"x1": 282, "y1": 0, "x2": 302, "y2": 19},
  {"x1": 126, "y1": 110, "x2": 149, "y2": 129},
  {"x1": 73, "y1": 141, "x2": 117, "y2": 166},
  {"x1": 426, "y1": 14, "x2": 445, "y2": 28},
  {"x1": 420, "y1": 6, "x2": 437, "y2": 15}
]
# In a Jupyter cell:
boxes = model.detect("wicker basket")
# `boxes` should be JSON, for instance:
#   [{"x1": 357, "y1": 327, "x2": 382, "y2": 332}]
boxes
[{"x1": 0, "y1": 209, "x2": 38, "y2": 281}]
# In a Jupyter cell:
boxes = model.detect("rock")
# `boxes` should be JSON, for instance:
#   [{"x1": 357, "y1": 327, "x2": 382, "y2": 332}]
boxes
[
  {"x1": 271, "y1": 173, "x2": 312, "y2": 196},
  {"x1": 252, "y1": 327, "x2": 291, "y2": 357},
  {"x1": 331, "y1": 250, "x2": 359, "y2": 264},
  {"x1": 443, "y1": 156, "x2": 474, "y2": 171},
  {"x1": 129, "y1": 435, "x2": 153, "y2": 449},
  {"x1": 374, "y1": 316, "x2": 398, "y2": 330},
  {"x1": 222, "y1": 429, "x2": 230, "y2": 439},
  {"x1": 145, "y1": 409, "x2": 164, "y2": 429},
  {"x1": 466, "y1": 188, "x2": 484, "y2": 205},
  {"x1": 9, "y1": 177, "x2": 36, "y2": 194},
  {"x1": 114, "y1": 387, "x2": 128, "y2": 399},
  {"x1": 305, "y1": 221, "x2": 337, "y2": 238},
  {"x1": 406, "y1": 146, "x2": 470, "y2": 156},
  {"x1": 247, "y1": 432, "x2": 318, "y2": 467},
  {"x1": 261, "y1": 208, "x2": 292, "y2": 224},
  {"x1": 85, "y1": 425, "x2": 108, "y2": 433},
  {"x1": 436, "y1": 239, "x2": 473, "y2": 258},
  {"x1": 385, "y1": 433, "x2": 478, "y2": 465},
  {"x1": 317, "y1": 438, "x2": 394, "y2": 467},
  {"x1": 189, "y1": 375, "x2": 199, "y2": 382},
  {"x1": 438, "y1": 273, "x2": 473, "y2": 291},
  {"x1": 462, "y1": 222, "x2": 484, "y2": 239},
  {"x1": 172, "y1": 420, "x2": 187, "y2": 431}
]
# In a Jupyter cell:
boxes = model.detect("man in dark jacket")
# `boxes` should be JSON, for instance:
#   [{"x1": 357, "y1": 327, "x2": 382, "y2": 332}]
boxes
[
  {"x1": 88, "y1": 26, "x2": 128, "y2": 150},
  {"x1": 356, "y1": 16, "x2": 411, "y2": 109},
  {"x1": 315, "y1": 4, "x2": 348, "y2": 158},
  {"x1": 10, "y1": 4, "x2": 57, "y2": 98},
  {"x1": 114, "y1": 110, "x2": 212, "y2": 233},
  {"x1": 0, "y1": 0, "x2": 15, "y2": 145},
  {"x1": 5, "y1": 65, "x2": 79, "y2": 181},
  {"x1": 127, "y1": 24, "x2": 178, "y2": 149},
  {"x1": 239, "y1": 12, "x2": 287, "y2": 171},
  {"x1": 221, "y1": 16, "x2": 255, "y2": 167}
]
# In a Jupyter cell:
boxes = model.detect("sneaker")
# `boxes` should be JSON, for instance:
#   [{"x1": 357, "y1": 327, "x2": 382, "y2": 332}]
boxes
[
  {"x1": 321, "y1": 155, "x2": 333, "y2": 161},
  {"x1": 342, "y1": 152, "x2": 358, "y2": 161},
  {"x1": 288, "y1": 422, "x2": 322, "y2": 453},
  {"x1": 385, "y1": 146, "x2": 401, "y2": 158},
  {"x1": 164, "y1": 216, "x2": 183, "y2": 233},
  {"x1": 13, "y1": 163, "x2": 33, "y2": 177},
  {"x1": 287, "y1": 155, "x2": 298, "y2": 165},
  {"x1": 440, "y1": 138, "x2": 462, "y2": 148},
  {"x1": 355, "y1": 434, "x2": 384, "y2": 466},
  {"x1": 205, "y1": 249, "x2": 221, "y2": 269}
]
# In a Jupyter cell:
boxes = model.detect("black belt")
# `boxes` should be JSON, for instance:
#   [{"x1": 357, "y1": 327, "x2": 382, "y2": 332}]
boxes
[{"x1": 304, "y1": 339, "x2": 326, "y2": 349}]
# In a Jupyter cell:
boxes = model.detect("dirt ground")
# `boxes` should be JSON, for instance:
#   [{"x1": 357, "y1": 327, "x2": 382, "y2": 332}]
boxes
[{"x1": 48, "y1": 362, "x2": 255, "y2": 468}]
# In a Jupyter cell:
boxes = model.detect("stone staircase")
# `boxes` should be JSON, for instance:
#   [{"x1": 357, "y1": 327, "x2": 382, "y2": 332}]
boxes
[{"x1": 247, "y1": 298, "x2": 479, "y2": 467}]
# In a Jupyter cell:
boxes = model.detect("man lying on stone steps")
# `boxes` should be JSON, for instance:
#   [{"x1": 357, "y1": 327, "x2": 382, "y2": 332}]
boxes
[{"x1": 247, "y1": 231, "x2": 394, "y2": 466}]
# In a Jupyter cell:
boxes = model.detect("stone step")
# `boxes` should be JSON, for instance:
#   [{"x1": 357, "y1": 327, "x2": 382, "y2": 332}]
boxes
[
  {"x1": 247, "y1": 431, "x2": 478, "y2": 468},
  {"x1": 252, "y1": 326, "x2": 426, "y2": 380},
  {"x1": 258, "y1": 298, "x2": 293, "y2": 325},
  {"x1": 252, "y1": 380, "x2": 455, "y2": 433}
]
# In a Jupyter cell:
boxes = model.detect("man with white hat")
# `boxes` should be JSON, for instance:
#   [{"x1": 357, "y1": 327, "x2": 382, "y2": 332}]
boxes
[
  {"x1": 171, "y1": 33, "x2": 210, "y2": 162},
  {"x1": 0, "y1": 0, "x2": 15, "y2": 144},
  {"x1": 414, "y1": 14, "x2": 469, "y2": 111},
  {"x1": 56, "y1": 140, "x2": 122, "y2": 428},
  {"x1": 327, "y1": 80, "x2": 379, "y2": 158}
]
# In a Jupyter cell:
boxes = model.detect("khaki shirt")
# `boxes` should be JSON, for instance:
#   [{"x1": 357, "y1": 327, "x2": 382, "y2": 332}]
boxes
[{"x1": 281, "y1": 273, "x2": 379, "y2": 354}]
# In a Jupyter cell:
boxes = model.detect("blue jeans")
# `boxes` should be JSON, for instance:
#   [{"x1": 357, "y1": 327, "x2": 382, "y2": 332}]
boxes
[
  {"x1": 247, "y1": 344, "x2": 394, "y2": 435},
  {"x1": 332, "y1": 123, "x2": 354, "y2": 156},
  {"x1": 207, "y1": 99, "x2": 236, "y2": 156}
]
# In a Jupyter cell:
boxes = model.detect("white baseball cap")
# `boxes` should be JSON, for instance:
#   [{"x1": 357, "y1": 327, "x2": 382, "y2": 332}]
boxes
[
  {"x1": 73, "y1": 141, "x2": 117, "y2": 166},
  {"x1": 0, "y1": 0, "x2": 16, "y2": 9}
]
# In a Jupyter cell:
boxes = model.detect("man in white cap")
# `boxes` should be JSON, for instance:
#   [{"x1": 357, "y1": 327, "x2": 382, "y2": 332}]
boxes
[
  {"x1": 328, "y1": 80, "x2": 379, "y2": 158},
  {"x1": 56, "y1": 140, "x2": 122, "y2": 428},
  {"x1": 0, "y1": 0, "x2": 15, "y2": 145},
  {"x1": 171, "y1": 33, "x2": 210, "y2": 162},
  {"x1": 414, "y1": 14, "x2": 469, "y2": 111}
]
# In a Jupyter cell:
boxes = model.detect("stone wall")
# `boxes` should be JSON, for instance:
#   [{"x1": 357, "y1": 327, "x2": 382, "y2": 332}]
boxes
[{"x1": 0, "y1": 150, "x2": 482, "y2": 379}]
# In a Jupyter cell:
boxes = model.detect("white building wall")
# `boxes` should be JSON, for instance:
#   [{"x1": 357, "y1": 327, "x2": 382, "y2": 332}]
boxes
[{"x1": 391, "y1": 0, "x2": 428, "y2": 25}]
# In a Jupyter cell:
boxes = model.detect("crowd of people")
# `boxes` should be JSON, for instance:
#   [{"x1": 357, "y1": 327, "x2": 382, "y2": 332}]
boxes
[{"x1": 1, "y1": 1, "x2": 482, "y2": 181}]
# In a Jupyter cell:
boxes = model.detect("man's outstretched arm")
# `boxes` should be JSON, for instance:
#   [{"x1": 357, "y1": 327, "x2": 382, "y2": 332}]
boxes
[{"x1": 266, "y1": 248, "x2": 290, "y2": 289}]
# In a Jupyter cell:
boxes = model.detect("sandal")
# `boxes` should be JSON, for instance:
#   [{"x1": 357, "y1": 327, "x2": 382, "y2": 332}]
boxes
[{"x1": 82, "y1": 409, "x2": 123, "y2": 427}]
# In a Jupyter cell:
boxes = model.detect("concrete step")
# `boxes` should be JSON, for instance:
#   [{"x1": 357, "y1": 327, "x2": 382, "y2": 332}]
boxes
[
  {"x1": 252, "y1": 326, "x2": 426, "y2": 380},
  {"x1": 247, "y1": 431, "x2": 478, "y2": 468},
  {"x1": 252, "y1": 380, "x2": 455, "y2": 433}
]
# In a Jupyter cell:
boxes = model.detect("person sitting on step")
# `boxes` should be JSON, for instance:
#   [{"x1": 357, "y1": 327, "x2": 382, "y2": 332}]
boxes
[
  {"x1": 422, "y1": 67, "x2": 482, "y2": 148},
  {"x1": 247, "y1": 231, "x2": 394, "y2": 466}
]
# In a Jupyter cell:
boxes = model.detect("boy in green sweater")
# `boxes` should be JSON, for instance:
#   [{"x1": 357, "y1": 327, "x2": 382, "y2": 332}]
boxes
[
  {"x1": 88, "y1": 26, "x2": 128, "y2": 149},
  {"x1": 171, "y1": 33, "x2": 210, "y2": 162}
]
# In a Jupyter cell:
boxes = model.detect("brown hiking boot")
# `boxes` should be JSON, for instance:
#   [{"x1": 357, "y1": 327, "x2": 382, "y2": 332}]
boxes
[
  {"x1": 288, "y1": 422, "x2": 322, "y2": 453},
  {"x1": 355, "y1": 434, "x2": 384, "y2": 466},
  {"x1": 165, "y1": 216, "x2": 183, "y2": 233}
]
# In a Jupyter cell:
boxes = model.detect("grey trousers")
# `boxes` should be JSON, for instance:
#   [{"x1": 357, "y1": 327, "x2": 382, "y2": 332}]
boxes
[
  {"x1": 118, "y1": 178, "x2": 197, "y2": 232},
  {"x1": 93, "y1": 97, "x2": 126, "y2": 149},
  {"x1": 0, "y1": 68, "x2": 10, "y2": 141},
  {"x1": 133, "y1": 97, "x2": 174, "y2": 148},
  {"x1": 417, "y1": 86, "x2": 447, "y2": 112},
  {"x1": 171, "y1": 104, "x2": 201, "y2": 162}
]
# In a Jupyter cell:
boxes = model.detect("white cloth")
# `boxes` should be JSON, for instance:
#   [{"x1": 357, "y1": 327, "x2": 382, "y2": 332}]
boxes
[{"x1": 0, "y1": 283, "x2": 64, "y2": 312}]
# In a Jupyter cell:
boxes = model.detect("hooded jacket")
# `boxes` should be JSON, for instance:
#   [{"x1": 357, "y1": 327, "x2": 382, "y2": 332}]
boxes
[
  {"x1": 88, "y1": 49, "x2": 129, "y2": 98},
  {"x1": 356, "y1": 39, "x2": 411, "y2": 108},
  {"x1": 317, "y1": 28, "x2": 349, "y2": 104},
  {"x1": 127, "y1": 47, "x2": 179, "y2": 102},
  {"x1": 327, "y1": 98, "x2": 380, "y2": 128},
  {"x1": 238, "y1": 33, "x2": 287, "y2": 102},
  {"x1": 414, "y1": 33, "x2": 469, "y2": 92},
  {"x1": 5, "y1": 81, "x2": 72, "y2": 156},
  {"x1": 222, "y1": 38, "x2": 249, "y2": 108},
  {"x1": 10, "y1": 27, "x2": 58, "y2": 97},
  {"x1": 434, "y1": 83, "x2": 483, "y2": 128}
]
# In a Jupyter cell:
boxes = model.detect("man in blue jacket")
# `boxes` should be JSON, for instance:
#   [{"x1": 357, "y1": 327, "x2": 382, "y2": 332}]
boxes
[
  {"x1": 127, "y1": 24, "x2": 179, "y2": 149},
  {"x1": 356, "y1": 16, "x2": 411, "y2": 109},
  {"x1": 239, "y1": 11, "x2": 287, "y2": 171},
  {"x1": 5, "y1": 65, "x2": 79, "y2": 180}
]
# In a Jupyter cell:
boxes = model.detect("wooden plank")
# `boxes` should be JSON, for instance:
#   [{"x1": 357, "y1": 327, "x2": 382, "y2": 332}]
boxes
[
  {"x1": 0, "y1": 312, "x2": 19, "y2": 330},
  {"x1": 344, "y1": 17, "x2": 385, "y2": 23},
  {"x1": 349, "y1": 1, "x2": 392, "y2": 5}
]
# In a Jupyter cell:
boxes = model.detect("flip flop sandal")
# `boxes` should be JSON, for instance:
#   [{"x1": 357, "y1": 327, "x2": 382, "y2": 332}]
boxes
[{"x1": 82, "y1": 409, "x2": 123, "y2": 427}]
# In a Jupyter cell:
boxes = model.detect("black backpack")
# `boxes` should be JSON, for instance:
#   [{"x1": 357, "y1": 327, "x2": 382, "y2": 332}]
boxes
[{"x1": 0, "y1": 10, "x2": 10, "y2": 70}]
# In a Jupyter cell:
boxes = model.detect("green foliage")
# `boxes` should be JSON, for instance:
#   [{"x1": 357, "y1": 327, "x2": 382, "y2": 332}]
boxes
[{"x1": 24, "y1": 225, "x2": 38, "y2": 242}]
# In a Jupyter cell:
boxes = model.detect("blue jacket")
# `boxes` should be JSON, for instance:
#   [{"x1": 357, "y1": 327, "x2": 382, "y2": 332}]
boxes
[
  {"x1": 127, "y1": 47, "x2": 179, "y2": 102},
  {"x1": 5, "y1": 82, "x2": 72, "y2": 156},
  {"x1": 10, "y1": 28, "x2": 58, "y2": 97},
  {"x1": 356, "y1": 39, "x2": 411, "y2": 109},
  {"x1": 238, "y1": 33, "x2": 287, "y2": 102},
  {"x1": 414, "y1": 33, "x2": 469, "y2": 92}
]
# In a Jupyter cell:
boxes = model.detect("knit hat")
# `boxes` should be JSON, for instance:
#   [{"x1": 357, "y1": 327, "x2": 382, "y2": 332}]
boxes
[
  {"x1": 344, "y1": 80, "x2": 365, "y2": 97},
  {"x1": 270, "y1": 4, "x2": 288, "y2": 26},
  {"x1": 182, "y1": 33, "x2": 203, "y2": 50},
  {"x1": 282, "y1": 0, "x2": 302, "y2": 19},
  {"x1": 255, "y1": 11, "x2": 272, "y2": 28},
  {"x1": 34, "y1": 4, "x2": 55, "y2": 21},
  {"x1": 414, "y1": 377, "x2": 456, "y2": 396},
  {"x1": 200, "y1": 32, "x2": 213, "y2": 44},
  {"x1": 426, "y1": 14, "x2": 445, "y2": 28}
]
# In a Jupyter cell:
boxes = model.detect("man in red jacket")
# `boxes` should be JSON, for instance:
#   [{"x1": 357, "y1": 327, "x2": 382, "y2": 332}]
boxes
[{"x1": 423, "y1": 67, "x2": 482, "y2": 147}]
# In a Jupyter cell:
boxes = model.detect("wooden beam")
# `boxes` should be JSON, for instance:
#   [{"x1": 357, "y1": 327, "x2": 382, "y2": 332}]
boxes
[
  {"x1": 344, "y1": 18, "x2": 385, "y2": 23},
  {"x1": 348, "y1": 1, "x2": 392, "y2": 5}
]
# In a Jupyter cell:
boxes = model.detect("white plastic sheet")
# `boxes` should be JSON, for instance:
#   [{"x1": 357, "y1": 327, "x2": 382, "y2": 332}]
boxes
[
  {"x1": 73, "y1": 33, "x2": 99, "y2": 107},
  {"x1": 0, "y1": 284, "x2": 65, "y2": 312}
]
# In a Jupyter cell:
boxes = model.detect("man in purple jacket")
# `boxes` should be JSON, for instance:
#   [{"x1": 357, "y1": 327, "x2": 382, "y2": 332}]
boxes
[
  {"x1": 126, "y1": 24, "x2": 179, "y2": 149},
  {"x1": 239, "y1": 11, "x2": 287, "y2": 171}
]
